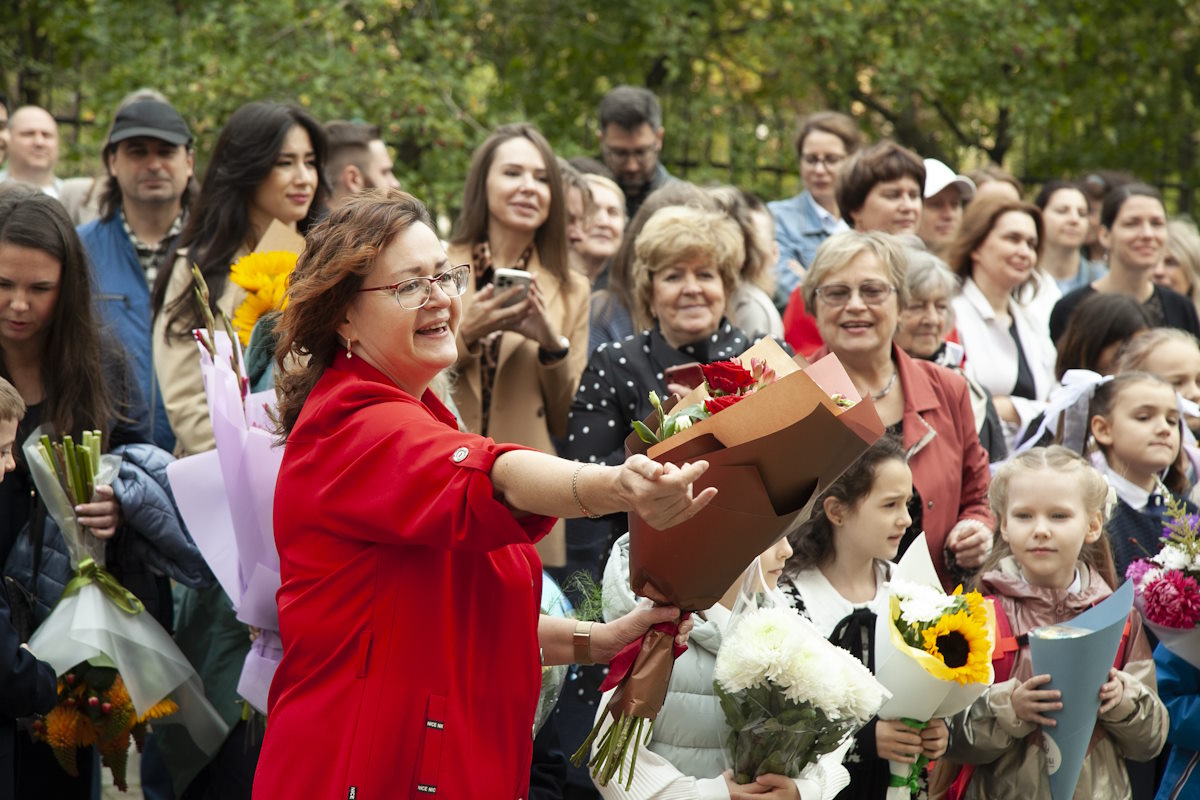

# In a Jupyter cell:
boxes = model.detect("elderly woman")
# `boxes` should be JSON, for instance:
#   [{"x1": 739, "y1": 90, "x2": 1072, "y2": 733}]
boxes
[
  {"x1": 446, "y1": 123, "x2": 592, "y2": 567},
  {"x1": 783, "y1": 140, "x2": 925, "y2": 357},
  {"x1": 948, "y1": 197, "x2": 1057, "y2": 449},
  {"x1": 803, "y1": 230, "x2": 993, "y2": 590},
  {"x1": 251, "y1": 191, "x2": 711, "y2": 798},
  {"x1": 895, "y1": 249, "x2": 1007, "y2": 462},
  {"x1": 1152, "y1": 218, "x2": 1200, "y2": 317}
]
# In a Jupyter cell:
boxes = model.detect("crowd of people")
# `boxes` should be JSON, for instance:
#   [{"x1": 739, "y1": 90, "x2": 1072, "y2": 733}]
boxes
[{"x1": 0, "y1": 81, "x2": 1197, "y2": 800}]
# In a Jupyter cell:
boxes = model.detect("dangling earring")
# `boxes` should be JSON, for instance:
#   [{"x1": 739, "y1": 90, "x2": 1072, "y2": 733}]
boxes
[{"x1": 345, "y1": 336, "x2": 353, "y2": 359}]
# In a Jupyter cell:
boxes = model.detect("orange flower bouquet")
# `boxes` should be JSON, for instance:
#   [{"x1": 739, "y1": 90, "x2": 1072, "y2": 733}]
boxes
[{"x1": 32, "y1": 662, "x2": 177, "y2": 791}]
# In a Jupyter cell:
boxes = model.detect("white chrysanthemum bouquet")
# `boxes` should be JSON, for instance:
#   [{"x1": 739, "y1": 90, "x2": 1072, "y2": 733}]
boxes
[{"x1": 713, "y1": 606, "x2": 888, "y2": 783}]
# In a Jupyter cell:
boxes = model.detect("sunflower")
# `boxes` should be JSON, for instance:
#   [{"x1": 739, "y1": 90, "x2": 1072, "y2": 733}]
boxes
[
  {"x1": 230, "y1": 250, "x2": 298, "y2": 346},
  {"x1": 920, "y1": 607, "x2": 992, "y2": 685}
]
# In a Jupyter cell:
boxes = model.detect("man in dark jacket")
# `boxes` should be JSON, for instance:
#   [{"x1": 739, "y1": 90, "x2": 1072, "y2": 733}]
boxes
[{"x1": 78, "y1": 96, "x2": 195, "y2": 452}]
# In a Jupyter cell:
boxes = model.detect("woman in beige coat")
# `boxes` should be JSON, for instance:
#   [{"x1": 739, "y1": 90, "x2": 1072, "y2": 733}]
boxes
[{"x1": 447, "y1": 123, "x2": 590, "y2": 567}]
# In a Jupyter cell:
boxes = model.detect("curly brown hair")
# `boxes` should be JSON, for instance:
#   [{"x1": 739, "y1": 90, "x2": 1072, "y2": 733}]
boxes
[{"x1": 273, "y1": 189, "x2": 435, "y2": 439}]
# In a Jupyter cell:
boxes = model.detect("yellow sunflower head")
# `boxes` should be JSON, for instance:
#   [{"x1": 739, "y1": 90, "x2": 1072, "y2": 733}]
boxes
[{"x1": 919, "y1": 608, "x2": 993, "y2": 685}]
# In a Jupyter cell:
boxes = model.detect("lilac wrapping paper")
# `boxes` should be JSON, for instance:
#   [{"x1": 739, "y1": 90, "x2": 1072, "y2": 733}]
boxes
[{"x1": 165, "y1": 331, "x2": 283, "y2": 713}]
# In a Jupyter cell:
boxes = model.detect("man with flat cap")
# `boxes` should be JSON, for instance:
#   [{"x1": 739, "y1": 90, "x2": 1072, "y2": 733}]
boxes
[{"x1": 78, "y1": 96, "x2": 195, "y2": 453}]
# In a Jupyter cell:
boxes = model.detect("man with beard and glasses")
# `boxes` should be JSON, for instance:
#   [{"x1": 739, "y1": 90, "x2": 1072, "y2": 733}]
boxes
[{"x1": 597, "y1": 86, "x2": 674, "y2": 219}]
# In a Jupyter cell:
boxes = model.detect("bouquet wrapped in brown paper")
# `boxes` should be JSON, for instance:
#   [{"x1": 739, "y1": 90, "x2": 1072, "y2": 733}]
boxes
[{"x1": 575, "y1": 338, "x2": 883, "y2": 788}]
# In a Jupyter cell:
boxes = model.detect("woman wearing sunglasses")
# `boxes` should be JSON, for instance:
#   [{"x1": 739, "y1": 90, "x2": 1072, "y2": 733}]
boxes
[{"x1": 802, "y1": 230, "x2": 993, "y2": 591}]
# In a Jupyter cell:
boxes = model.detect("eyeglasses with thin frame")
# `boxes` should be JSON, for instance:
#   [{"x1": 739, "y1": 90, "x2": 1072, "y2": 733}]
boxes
[
  {"x1": 801, "y1": 154, "x2": 845, "y2": 169},
  {"x1": 602, "y1": 142, "x2": 657, "y2": 164},
  {"x1": 814, "y1": 281, "x2": 896, "y2": 307},
  {"x1": 358, "y1": 264, "x2": 471, "y2": 310}
]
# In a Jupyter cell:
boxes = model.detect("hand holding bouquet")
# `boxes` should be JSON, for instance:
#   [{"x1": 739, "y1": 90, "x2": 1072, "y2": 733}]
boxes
[
  {"x1": 714, "y1": 606, "x2": 886, "y2": 784},
  {"x1": 874, "y1": 534, "x2": 996, "y2": 799}
]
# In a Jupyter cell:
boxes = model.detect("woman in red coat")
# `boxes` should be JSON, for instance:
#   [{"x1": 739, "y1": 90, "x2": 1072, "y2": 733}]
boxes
[
  {"x1": 801, "y1": 230, "x2": 995, "y2": 591},
  {"x1": 252, "y1": 191, "x2": 712, "y2": 799}
]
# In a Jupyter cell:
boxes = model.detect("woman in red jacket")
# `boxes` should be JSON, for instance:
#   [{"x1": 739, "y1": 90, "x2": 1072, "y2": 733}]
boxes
[
  {"x1": 801, "y1": 230, "x2": 994, "y2": 591},
  {"x1": 252, "y1": 190, "x2": 712, "y2": 800}
]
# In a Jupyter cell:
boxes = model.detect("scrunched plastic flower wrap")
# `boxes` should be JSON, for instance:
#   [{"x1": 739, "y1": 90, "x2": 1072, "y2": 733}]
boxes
[
  {"x1": 714, "y1": 560, "x2": 885, "y2": 790},
  {"x1": 874, "y1": 533, "x2": 997, "y2": 799},
  {"x1": 23, "y1": 425, "x2": 227, "y2": 786}
]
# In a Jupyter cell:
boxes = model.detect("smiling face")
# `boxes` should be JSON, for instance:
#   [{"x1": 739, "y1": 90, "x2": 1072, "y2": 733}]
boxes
[
  {"x1": 895, "y1": 290, "x2": 951, "y2": 359},
  {"x1": 107, "y1": 136, "x2": 194, "y2": 209},
  {"x1": 249, "y1": 124, "x2": 317, "y2": 234},
  {"x1": 1041, "y1": 188, "x2": 1089, "y2": 250},
  {"x1": 1000, "y1": 467, "x2": 1103, "y2": 589},
  {"x1": 851, "y1": 176, "x2": 922, "y2": 234},
  {"x1": 828, "y1": 458, "x2": 913, "y2": 563},
  {"x1": 1091, "y1": 380, "x2": 1181, "y2": 488},
  {"x1": 579, "y1": 181, "x2": 625, "y2": 263},
  {"x1": 1101, "y1": 195, "x2": 1167, "y2": 274},
  {"x1": 0, "y1": 242, "x2": 61, "y2": 352},
  {"x1": 339, "y1": 222, "x2": 461, "y2": 397},
  {"x1": 970, "y1": 210, "x2": 1039, "y2": 292},
  {"x1": 650, "y1": 255, "x2": 726, "y2": 348},
  {"x1": 485, "y1": 136, "x2": 551, "y2": 237},
  {"x1": 813, "y1": 250, "x2": 900, "y2": 361}
]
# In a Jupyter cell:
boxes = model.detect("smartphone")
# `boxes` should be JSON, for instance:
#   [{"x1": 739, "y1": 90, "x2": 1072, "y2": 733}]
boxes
[
  {"x1": 493, "y1": 268, "x2": 532, "y2": 307},
  {"x1": 663, "y1": 362, "x2": 705, "y2": 392}
]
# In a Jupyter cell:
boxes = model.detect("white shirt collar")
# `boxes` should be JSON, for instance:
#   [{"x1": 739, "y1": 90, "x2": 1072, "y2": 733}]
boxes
[
  {"x1": 1093, "y1": 452, "x2": 1154, "y2": 511},
  {"x1": 804, "y1": 191, "x2": 847, "y2": 234}
]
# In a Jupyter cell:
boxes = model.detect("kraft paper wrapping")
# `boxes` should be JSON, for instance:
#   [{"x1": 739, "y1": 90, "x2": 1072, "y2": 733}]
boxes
[
  {"x1": 1029, "y1": 580, "x2": 1134, "y2": 800},
  {"x1": 626, "y1": 341, "x2": 883, "y2": 610},
  {"x1": 606, "y1": 627, "x2": 678, "y2": 721}
]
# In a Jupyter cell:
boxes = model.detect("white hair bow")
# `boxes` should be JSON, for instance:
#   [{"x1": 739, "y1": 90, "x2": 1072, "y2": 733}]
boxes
[{"x1": 1010, "y1": 369, "x2": 1113, "y2": 458}]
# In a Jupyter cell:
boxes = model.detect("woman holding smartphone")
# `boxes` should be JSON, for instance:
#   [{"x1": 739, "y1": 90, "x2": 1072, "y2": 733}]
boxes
[{"x1": 447, "y1": 123, "x2": 591, "y2": 568}]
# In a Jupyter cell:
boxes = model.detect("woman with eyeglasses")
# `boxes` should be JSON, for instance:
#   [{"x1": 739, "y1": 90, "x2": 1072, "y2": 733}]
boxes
[
  {"x1": 949, "y1": 197, "x2": 1057, "y2": 456},
  {"x1": 446, "y1": 123, "x2": 591, "y2": 568},
  {"x1": 768, "y1": 112, "x2": 862, "y2": 297},
  {"x1": 803, "y1": 230, "x2": 993, "y2": 591},
  {"x1": 252, "y1": 190, "x2": 709, "y2": 799}
]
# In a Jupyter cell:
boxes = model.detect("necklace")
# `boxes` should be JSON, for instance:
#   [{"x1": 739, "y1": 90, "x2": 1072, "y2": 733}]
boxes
[{"x1": 871, "y1": 369, "x2": 898, "y2": 401}]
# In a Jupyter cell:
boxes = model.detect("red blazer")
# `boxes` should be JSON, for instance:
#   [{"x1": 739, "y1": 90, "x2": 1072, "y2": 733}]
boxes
[
  {"x1": 253, "y1": 357, "x2": 554, "y2": 799},
  {"x1": 812, "y1": 344, "x2": 994, "y2": 590}
]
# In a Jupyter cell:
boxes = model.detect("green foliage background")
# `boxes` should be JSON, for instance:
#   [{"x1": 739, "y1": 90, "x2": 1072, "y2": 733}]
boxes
[{"x1": 7, "y1": 0, "x2": 1200, "y2": 220}]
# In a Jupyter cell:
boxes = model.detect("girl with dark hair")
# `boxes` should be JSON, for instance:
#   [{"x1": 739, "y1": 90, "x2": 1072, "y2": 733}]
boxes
[
  {"x1": 1034, "y1": 180, "x2": 1105, "y2": 293},
  {"x1": 152, "y1": 100, "x2": 328, "y2": 457},
  {"x1": 1089, "y1": 372, "x2": 1191, "y2": 578},
  {"x1": 780, "y1": 435, "x2": 948, "y2": 799},
  {"x1": 1050, "y1": 183, "x2": 1200, "y2": 342},
  {"x1": 148, "y1": 101, "x2": 327, "y2": 800},
  {"x1": 1054, "y1": 292, "x2": 1151, "y2": 379},
  {"x1": 0, "y1": 186, "x2": 152, "y2": 797},
  {"x1": 446, "y1": 122, "x2": 591, "y2": 567}
]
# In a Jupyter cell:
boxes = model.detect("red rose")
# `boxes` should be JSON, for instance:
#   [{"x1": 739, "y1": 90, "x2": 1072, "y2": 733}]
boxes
[
  {"x1": 704, "y1": 394, "x2": 746, "y2": 415},
  {"x1": 701, "y1": 360, "x2": 755, "y2": 395}
]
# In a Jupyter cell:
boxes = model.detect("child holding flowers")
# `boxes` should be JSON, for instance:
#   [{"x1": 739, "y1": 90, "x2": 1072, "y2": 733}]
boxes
[
  {"x1": 778, "y1": 435, "x2": 949, "y2": 798},
  {"x1": 945, "y1": 446, "x2": 1168, "y2": 799},
  {"x1": 596, "y1": 533, "x2": 854, "y2": 799}
]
